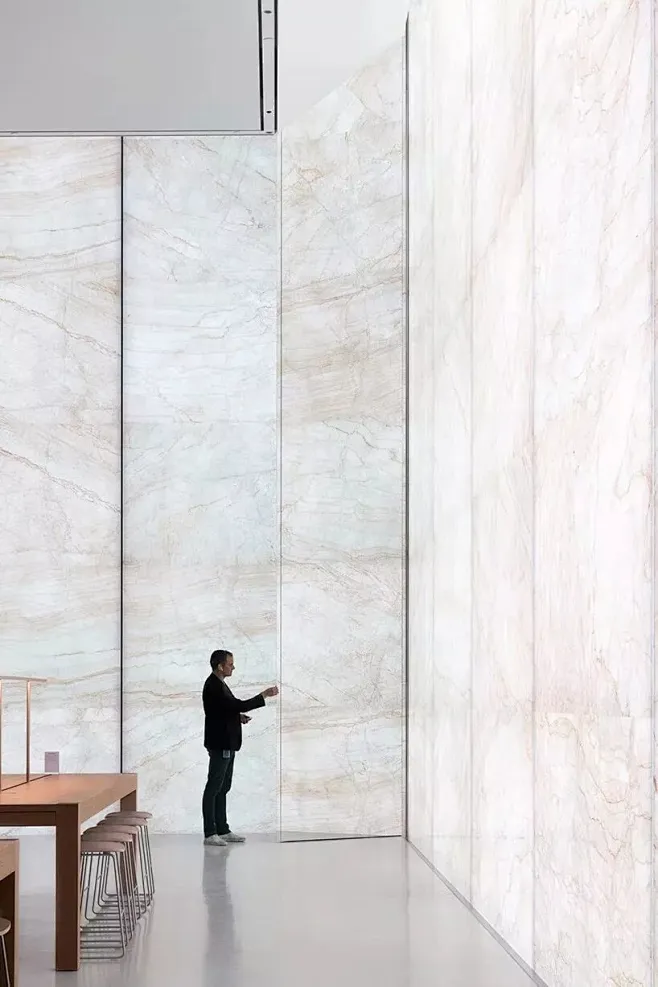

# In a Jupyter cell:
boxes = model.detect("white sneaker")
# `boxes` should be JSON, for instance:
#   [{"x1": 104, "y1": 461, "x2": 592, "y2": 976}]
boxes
[
  {"x1": 204, "y1": 835, "x2": 228, "y2": 847},
  {"x1": 223, "y1": 832, "x2": 246, "y2": 844}
]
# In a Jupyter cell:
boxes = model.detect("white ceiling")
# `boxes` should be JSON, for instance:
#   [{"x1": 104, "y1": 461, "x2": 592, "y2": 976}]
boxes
[{"x1": 278, "y1": 0, "x2": 409, "y2": 127}]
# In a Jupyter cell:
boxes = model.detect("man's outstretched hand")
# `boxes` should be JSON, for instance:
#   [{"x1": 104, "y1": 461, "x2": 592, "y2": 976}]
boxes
[
  {"x1": 240, "y1": 714, "x2": 252, "y2": 724},
  {"x1": 261, "y1": 685, "x2": 279, "y2": 699}
]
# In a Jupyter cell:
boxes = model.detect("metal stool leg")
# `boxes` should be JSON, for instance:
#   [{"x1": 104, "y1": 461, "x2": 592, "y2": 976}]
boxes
[
  {"x1": 106, "y1": 812, "x2": 155, "y2": 906},
  {"x1": 80, "y1": 843, "x2": 129, "y2": 959},
  {"x1": 0, "y1": 932, "x2": 9, "y2": 987},
  {"x1": 88, "y1": 825, "x2": 140, "y2": 929}
]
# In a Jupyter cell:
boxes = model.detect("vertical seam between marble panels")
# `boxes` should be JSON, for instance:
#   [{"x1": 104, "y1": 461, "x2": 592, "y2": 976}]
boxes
[
  {"x1": 530, "y1": 0, "x2": 537, "y2": 971},
  {"x1": 403, "y1": 24, "x2": 411, "y2": 841},
  {"x1": 468, "y1": 0, "x2": 475, "y2": 906},
  {"x1": 119, "y1": 136, "x2": 125, "y2": 774},
  {"x1": 651, "y1": 0, "x2": 657, "y2": 979},
  {"x1": 277, "y1": 129, "x2": 284, "y2": 843}
]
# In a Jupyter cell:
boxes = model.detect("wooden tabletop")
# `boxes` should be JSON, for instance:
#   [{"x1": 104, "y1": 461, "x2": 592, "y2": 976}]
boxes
[
  {"x1": 0, "y1": 774, "x2": 138, "y2": 823},
  {"x1": 0, "y1": 841, "x2": 17, "y2": 881}
]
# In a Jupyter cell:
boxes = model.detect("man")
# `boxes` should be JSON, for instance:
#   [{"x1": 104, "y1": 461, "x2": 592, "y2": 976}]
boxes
[{"x1": 202, "y1": 649, "x2": 278, "y2": 846}]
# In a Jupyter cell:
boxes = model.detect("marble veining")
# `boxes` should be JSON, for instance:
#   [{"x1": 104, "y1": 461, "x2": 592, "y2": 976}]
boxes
[
  {"x1": 280, "y1": 44, "x2": 405, "y2": 836},
  {"x1": 122, "y1": 137, "x2": 279, "y2": 834},
  {"x1": 534, "y1": 0, "x2": 653, "y2": 983},
  {"x1": 0, "y1": 137, "x2": 122, "y2": 777}
]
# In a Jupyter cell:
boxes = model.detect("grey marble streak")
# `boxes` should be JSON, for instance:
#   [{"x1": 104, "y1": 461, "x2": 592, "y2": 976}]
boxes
[
  {"x1": 280, "y1": 44, "x2": 405, "y2": 836},
  {"x1": 0, "y1": 137, "x2": 122, "y2": 776},
  {"x1": 122, "y1": 137, "x2": 278, "y2": 834}
]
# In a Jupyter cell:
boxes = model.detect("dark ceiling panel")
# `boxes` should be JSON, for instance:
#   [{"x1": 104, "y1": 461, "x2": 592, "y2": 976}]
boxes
[{"x1": 0, "y1": 0, "x2": 274, "y2": 134}]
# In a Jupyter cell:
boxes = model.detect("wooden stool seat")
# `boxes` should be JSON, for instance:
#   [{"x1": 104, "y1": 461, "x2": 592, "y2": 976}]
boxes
[
  {"x1": 105, "y1": 809, "x2": 153, "y2": 822},
  {"x1": 92, "y1": 824, "x2": 140, "y2": 836},
  {"x1": 103, "y1": 813, "x2": 155, "y2": 910},
  {"x1": 83, "y1": 829, "x2": 136, "y2": 842},
  {"x1": 81, "y1": 842, "x2": 126, "y2": 854}
]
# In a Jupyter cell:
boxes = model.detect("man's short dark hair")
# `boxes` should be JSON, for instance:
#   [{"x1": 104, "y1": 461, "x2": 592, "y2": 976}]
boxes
[{"x1": 210, "y1": 649, "x2": 232, "y2": 670}]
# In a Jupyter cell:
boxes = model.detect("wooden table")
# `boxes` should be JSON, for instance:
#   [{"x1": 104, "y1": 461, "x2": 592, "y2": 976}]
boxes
[
  {"x1": 0, "y1": 773, "x2": 137, "y2": 972},
  {"x1": 0, "y1": 842, "x2": 18, "y2": 985}
]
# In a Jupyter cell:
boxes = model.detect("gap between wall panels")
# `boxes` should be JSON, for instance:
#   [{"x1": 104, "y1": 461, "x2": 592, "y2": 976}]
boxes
[
  {"x1": 119, "y1": 135, "x2": 125, "y2": 774},
  {"x1": 651, "y1": 0, "x2": 657, "y2": 980},
  {"x1": 403, "y1": 19, "x2": 411, "y2": 842}
]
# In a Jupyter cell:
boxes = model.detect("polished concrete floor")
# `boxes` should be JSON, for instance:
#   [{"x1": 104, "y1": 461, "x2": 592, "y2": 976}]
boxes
[{"x1": 19, "y1": 836, "x2": 536, "y2": 987}]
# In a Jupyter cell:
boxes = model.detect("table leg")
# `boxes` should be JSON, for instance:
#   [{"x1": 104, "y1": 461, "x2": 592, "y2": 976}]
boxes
[
  {"x1": 55, "y1": 805, "x2": 81, "y2": 971},
  {"x1": 0, "y1": 854, "x2": 17, "y2": 986},
  {"x1": 121, "y1": 785, "x2": 138, "y2": 812}
]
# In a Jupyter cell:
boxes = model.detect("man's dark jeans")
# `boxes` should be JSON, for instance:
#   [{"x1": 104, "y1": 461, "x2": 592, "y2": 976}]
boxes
[{"x1": 202, "y1": 750, "x2": 235, "y2": 838}]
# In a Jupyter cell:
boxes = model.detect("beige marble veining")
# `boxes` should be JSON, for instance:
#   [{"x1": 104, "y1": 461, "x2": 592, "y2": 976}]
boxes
[
  {"x1": 535, "y1": 715, "x2": 652, "y2": 987},
  {"x1": 122, "y1": 137, "x2": 279, "y2": 834},
  {"x1": 534, "y1": 0, "x2": 653, "y2": 984},
  {"x1": 0, "y1": 137, "x2": 122, "y2": 776},
  {"x1": 280, "y1": 44, "x2": 405, "y2": 836}
]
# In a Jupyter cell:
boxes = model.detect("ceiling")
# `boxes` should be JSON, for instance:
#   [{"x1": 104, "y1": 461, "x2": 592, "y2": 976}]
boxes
[
  {"x1": 0, "y1": 0, "x2": 275, "y2": 134},
  {"x1": 0, "y1": 0, "x2": 411, "y2": 134}
]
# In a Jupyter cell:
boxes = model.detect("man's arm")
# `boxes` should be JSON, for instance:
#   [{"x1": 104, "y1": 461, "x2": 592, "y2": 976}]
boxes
[{"x1": 204, "y1": 678, "x2": 274, "y2": 716}]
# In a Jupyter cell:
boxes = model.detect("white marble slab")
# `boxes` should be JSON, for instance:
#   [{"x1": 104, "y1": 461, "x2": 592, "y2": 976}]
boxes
[
  {"x1": 0, "y1": 137, "x2": 122, "y2": 775},
  {"x1": 280, "y1": 44, "x2": 405, "y2": 837},
  {"x1": 122, "y1": 137, "x2": 278, "y2": 834},
  {"x1": 471, "y1": 0, "x2": 534, "y2": 963},
  {"x1": 534, "y1": 0, "x2": 653, "y2": 982},
  {"x1": 408, "y1": 0, "x2": 473, "y2": 897}
]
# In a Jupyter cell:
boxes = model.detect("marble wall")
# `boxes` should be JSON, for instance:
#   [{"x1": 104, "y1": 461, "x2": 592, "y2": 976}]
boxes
[
  {"x1": 122, "y1": 137, "x2": 279, "y2": 835},
  {"x1": 0, "y1": 50, "x2": 405, "y2": 839},
  {"x1": 279, "y1": 43, "x2": 406, "y2": 837},
  {"x1": 0, "y1": 138, "x2": 122, "y2": 776},
  {"x1": 407, "y1": 1, "x2": 655, "y2": 986}
]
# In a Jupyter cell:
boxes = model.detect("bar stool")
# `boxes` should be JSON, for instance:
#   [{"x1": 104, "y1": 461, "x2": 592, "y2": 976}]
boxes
[
  {"x1": 105, "y1": 811, "x2": 155, "y2": 907},
  {"x1": 80, "y1": 835, "x2": 127, "y2": 924},
  {"x1": 80, "y1": 841, "x2": 130, "y2": 959},
  {"x1": 84, "y1": 825, "x2": 141, "y2": 929},
  {"x1": 94, "y1": 820, "x2": 143, "y2": 908},
  {"x1": 82, "y1": 830, "x2": 137, "y2": 935},
  {"x1": 0, "y1": 917, "x2": 10, "y2": 987}
]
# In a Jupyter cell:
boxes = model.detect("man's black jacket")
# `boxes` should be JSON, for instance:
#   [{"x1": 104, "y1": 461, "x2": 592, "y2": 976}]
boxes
[{"x1": 203, "y1": 673, "x2": 266, "y2": 752}]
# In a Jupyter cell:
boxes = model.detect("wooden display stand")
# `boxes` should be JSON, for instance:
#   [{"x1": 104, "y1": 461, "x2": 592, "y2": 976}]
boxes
[{"x1": 0, "y1": 676, "x2": 49, "y2": 791}]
